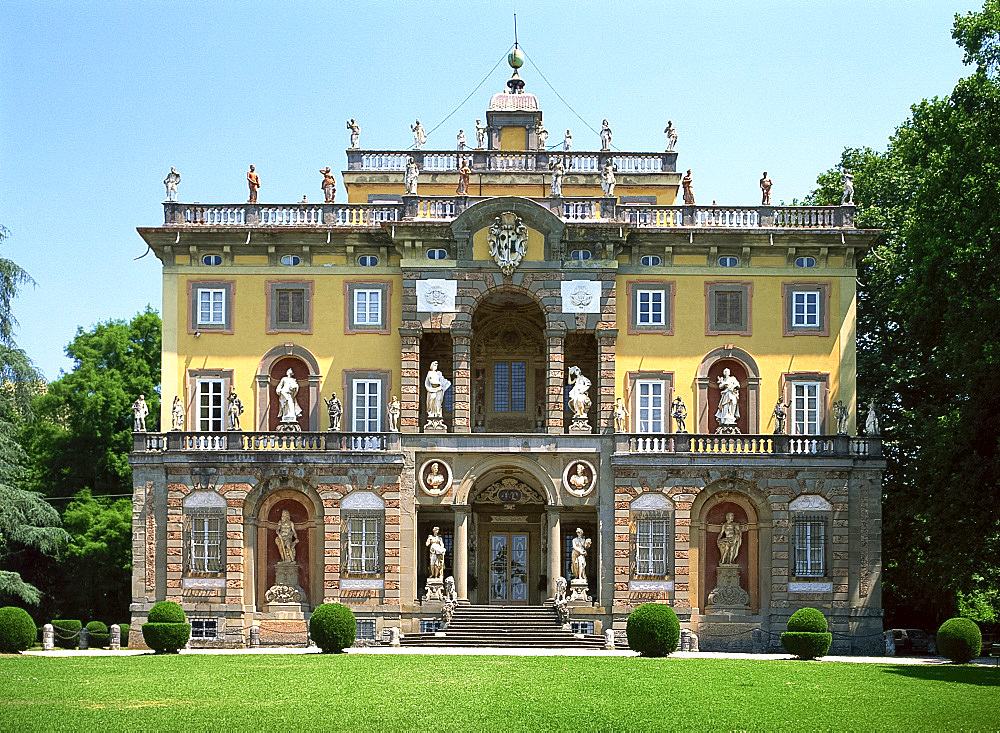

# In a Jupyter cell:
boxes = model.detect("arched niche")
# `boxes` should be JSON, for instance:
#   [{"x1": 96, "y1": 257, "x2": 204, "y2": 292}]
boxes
[
  {"x1": 454, "y1": 454, "x2": 559, "y2": 507},
  {"x1": 695, "y1": 346, "x2": 761, "y2": 433},
  {"x1": 450, "y1": 196, "x2": 565, "y2": 261},
  {"x1": 254, "y1": 344, "x2": 322, "y2": 431}
]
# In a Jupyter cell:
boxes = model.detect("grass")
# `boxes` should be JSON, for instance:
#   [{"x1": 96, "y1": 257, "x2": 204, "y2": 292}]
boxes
[{"x1": 1, "y1": 654, "x2": 998, "y2": 731}]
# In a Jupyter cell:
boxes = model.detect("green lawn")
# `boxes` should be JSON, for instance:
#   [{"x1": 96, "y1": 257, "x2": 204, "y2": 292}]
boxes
[{"x1": 1, "y1": 654, "x2": 997, "y2": 731}]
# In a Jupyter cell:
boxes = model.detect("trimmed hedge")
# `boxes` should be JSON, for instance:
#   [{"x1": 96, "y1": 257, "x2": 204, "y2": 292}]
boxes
[
  {"x1": 141, "y1": 623, "x2": 191, "y2": 653},
  {"x1": 51, "y1": 619, "x2": 82, "y2": 650},
  {"x1": 309, "y1": 603, "x2": 356, "y2": 653},
  {"x1": 936, "y1": 617, "x2": 982, "y2": 663},
  {"x1": 119, "y1": 623, "x2": 130, "y2": 646},
  {"x1": 147, "y1": 601, "x2": 186, "y2": 624},
  {"x1": 86, "y1": 621, "x2": 110, "y2": 649},
  {"x1": 0, "y1": 607, "x2": 37, "y2": 653},
  {"x1": 626, "y1": 603, "x2": 681, "y2": 657},
  {"x1": 781, "y1": 607, "x2": 832, "y2": 659}
]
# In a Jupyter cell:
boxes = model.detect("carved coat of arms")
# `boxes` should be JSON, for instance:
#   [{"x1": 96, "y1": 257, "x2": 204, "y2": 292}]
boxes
[
  {"x1": 570, "y1": 284, "x2": 593, "y2": 308},
  {"x1": 488, "y1": 211, "x2": 528, "y2": 276}
]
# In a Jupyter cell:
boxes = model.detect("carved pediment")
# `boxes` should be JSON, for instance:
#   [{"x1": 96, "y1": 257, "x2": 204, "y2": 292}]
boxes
[{"x1": 471, "y1": 477, "x2": 546, "y2": 505}]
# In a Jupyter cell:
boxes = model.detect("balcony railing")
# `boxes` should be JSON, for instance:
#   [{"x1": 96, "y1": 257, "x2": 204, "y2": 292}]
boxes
[
  {"x1": 617, "y1": 433, "x2": 881, "y2": 458},
  {"x1": 347, "y1": 149, "x2": 675, "y2": 174},
  {"x1": 133, "y1": 431, "x2": 399, "y2": 453}
]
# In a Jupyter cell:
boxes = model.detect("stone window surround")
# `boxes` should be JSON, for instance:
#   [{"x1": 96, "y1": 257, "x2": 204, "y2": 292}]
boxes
[
  {"x1": 187, "y1": 279, "x2": 235, "y2": 334},
  {"x1": 341, "y1": 509, "x2": 386, "y2": 578},
  {"x1": 781, "y1": 281, "x2": 831, "y2": 337},
  {"x1": 791, "y1": 512, "x2": 831, "y2": 579},
  {"x1": 182, "y1": 490, "x2": 226, "y2": 576},
  {"x1": 186, "y1": 369, "x2": 233, "y2": 432},
  {"x1": 266, "y1": 279, "x2": 314, "y2": 334},
  {"x1": 344, "y1": 280, "x2": 392, "y2": 335},
  {"x1": 704, "y1": 280, "x2": 753, "y2": 336},
  {"x1": 626, "y1": 280, "x2": 675, "y2": 335},
  {"x1": 630, "y1": 493, "x2": 675, "y2": 580},
  {"x1": 780, "y1": 371, "x2": 831, "y2": 435},
  {"x1": 190, "y1": 618, "x2": 220, "y2": 640},
  {"x1": 626, "y1": 370, "x2": 674, "y2": 434},
  {"x1": 343, "y1": 369, "x2": 391, "y2": 433}
]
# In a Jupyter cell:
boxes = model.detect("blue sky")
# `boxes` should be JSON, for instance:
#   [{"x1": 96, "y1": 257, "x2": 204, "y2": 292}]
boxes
[{"x1": 0, "y1": 0, "x2": 974, "y2": 380}]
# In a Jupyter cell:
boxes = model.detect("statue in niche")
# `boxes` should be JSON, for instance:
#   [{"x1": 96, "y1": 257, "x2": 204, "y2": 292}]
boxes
[
  {"x1": 247, "y1": 165, "x2": 260, "y2": 203},
  {"x1": 275, "y1": 509, "x2": 299, "y2": 563},
  {"x1": 566, "y1": 366, "x2": 592, "y2": 419},
  {"x1": 772, "y1": 400, "x2": 790, "y2": 434},
  {"x1": 671, "y1": 396, "x2": 688, "y2": 433},
  {"x1": 457, "y1": 129, "x2": 466, "y2": 151},
  {"x1": 714, "y1": 368, "x2": 740, "y2": 428},
  {"x1": 571, "y1": 528, "x2": 592, "y2": 580},
  {"x1": 319, "y1": 166, "x2": 336, "y2": 203},
  {"x1": 404, "y1": 157, "x2": 419, "y2": 195},
  {"x1": 535, "y1": 120, "x2": 548, "y2": 149},
  {"x1": 163, "y1": 167, "x2": 180, "y2": 201},
  {"x1": 424, "y1": 461, "x2": 447, "y2": 493},
  {"x1": 834, "y1": 400, "x2": 850, "y2": 435},
  {"x1": 227, "y1": 389, "x2": 244, "y2": 431},
  {"x1": 664, "y1": 120, "x2": 678, "y2": 151},
  {"x1": 548, "y1": 156, "x2": 565, "y2": 197},
  {"x1": 568, "y1": 463, "x2": 591, "y2": 493},
  {"x1": 563, "y1": 129, "x2": 572, "y2": 151},
  {"x1": 760, "y1": 171, "x2": 772, "y2": 206},
  {"x1": 456, "y1": 158, "x2": 470, "y2": 195},
  {"x1": 716, "y1": 512, "x2": 746, "y2": 565},
  {"x1": 475, "y1": 119, "x2": 486, "y2": 149},
  {"x1": 865, "y1": 398, "x2": 880, "y2": 436},
  {"x1": 275, "y1": 369, "x2": 302, "y2": 424},
  {"x1": 613, "y1": 397, "x2": 629, "y2": 432},
  {"x1": 841, "y1": 170, "x2": 855, "y2": 205},
  {"x1": 132, "y1": 394, "x2": 149, "y2": 432},
  {"x1": 346, "y1": 118, "x2": 360, "y2": 149},
  {"x1": 387, "y1": 396, "x2": 400, "y2": 431},
  {"x1": 682, "y1": 169, "x2": 695, "y2": 205},
  {"x1": 411, "y1": 119, "x2": 427, "y2": 149},
  {"x1": 426, "y1": 526, "x2": 446, "y2": 579},
  {"x1": 600, "y1": 119, "x2": 612, "y2": 151},
  {"x1": 170, "y1": 395, "x2": 185, "y2": 431},
  {"x1": 424, "y1": 361, "x2": 452, "y2": 419},
  {"x1": 600, "y1": 159, "x2": 617, "y2": 197},
  {"x1": 325, "y1": 392, "x2": 343, "y2": 431}
]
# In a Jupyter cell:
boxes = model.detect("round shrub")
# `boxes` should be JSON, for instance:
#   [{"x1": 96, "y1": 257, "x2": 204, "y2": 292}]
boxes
[
  {"x1": 936, "y1": 617, "x2": 982, "y2": 663},
  {"x1": 141, "y1": 622, "x2": 191, "y2": 653},
  {"x1": 119, "y1": 623, "x2": 130, "y2": 646},
  {"x1": 0, "y1": 607, "x2": 37, "y2": 653},
  {"x1": 309, "y1": 603, "x2": 356, "y2": 653},
  {"x1": 787, "y1": 607, "x2": 829, "y2": 633},
  {"x1": 86, "y1": 621, "x2": 109, "y2": 649},
  {"x1": 626, "y1": 603, "x2": 681, "y2": 657},
  {"x1": 147, "y1": 601, "x2": 186, "y2": 624},
  {"x1": 781, "y1": 607, "x2": 831, "y2": 659},
  {"x1": 51, "y1": 619, "x2": 82, "y2": 650}
]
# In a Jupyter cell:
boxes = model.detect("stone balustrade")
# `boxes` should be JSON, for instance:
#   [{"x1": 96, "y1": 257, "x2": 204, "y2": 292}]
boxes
[
  {"x1": 133, "y1": 431, "x2": 399, "y2": 453},
  {"x1": 617, "y1": 433, "x2": 881, "y2": 458},
  {"x1": 345, "y1": 149, "x2": 676, "y2": 174}
]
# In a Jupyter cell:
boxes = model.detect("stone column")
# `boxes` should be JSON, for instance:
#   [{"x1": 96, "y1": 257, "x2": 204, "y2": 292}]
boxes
[
  {"x1": 546, "y1": 508, "x2": 562, "y2": 598},
  {"x1": 452, "y1": 327, "x2": 472, "y2": 434},
  {"x1": 597, "y1": 329, "x2": 618, "y2": 434},
  {"x1": 545, "y1": 329, "x2": 565, "y2": 434},
  {"x1": 453, "y1": 506, "x2": 471, "y2": 600},
  {"x1": 399, "y1": 327, "x2": 421, "y2": 432},
  {"x1": 42, "y1": 623, "x2": 54, "y2": 651},
  {"x1": 110, "y1": 624, "x2": 121, "y2": 650}
]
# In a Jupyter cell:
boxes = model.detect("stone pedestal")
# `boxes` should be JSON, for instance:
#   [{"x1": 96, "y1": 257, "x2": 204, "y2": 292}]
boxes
[
  {"x1": 423, "y1": 420, "x2": 447, "y2": 433},
  {"x1": 706, "y1": 564, "x2": 750, "y2": 613},
  {"x1": 264, "y1": 560, "x2": 307, "y2": 613},
  {"x1": 423, "y1": 577, "x2": 444, "y2": 602},
  {"x1": 569, "y1": 418, "x2": 592, "y2": 433},
  {"x1": 714, "y1": 424, "x2": 740, "y2": 435},
  {"x1": 276, "y1": 420, "x2": 301, "y2": 433},
  {"x1": 568, "y1": 577, "x2": 592, "y2": 604}
]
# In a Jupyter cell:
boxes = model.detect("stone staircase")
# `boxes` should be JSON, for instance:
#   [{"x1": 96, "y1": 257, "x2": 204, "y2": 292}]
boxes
[{"x1": 399, "y1": 604, "x2": 606, "y2": 649}]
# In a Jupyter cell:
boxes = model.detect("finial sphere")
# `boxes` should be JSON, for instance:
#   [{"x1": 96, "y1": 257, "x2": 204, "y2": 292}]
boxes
[{"x1": 508, "y1": 48, "x2": 525, "y2": 69}]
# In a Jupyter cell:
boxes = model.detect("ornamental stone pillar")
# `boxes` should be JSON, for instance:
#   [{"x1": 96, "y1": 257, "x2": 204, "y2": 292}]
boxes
[
  {"x1": 399, "y1": 327, "x2": 421, "y2": 432},
  {"x1": 545, "y1": 329, "x2": 565, "y2": 434},
  {"x1": 546, "y1": 508, "x2": 562, "y2": 598},
  {"x1": 452, "y1": 327, "x2": 472, "y2": 434},
  {"x1": 597, "y1": 329, "x2": 618, "y2": 434},
  {"x1": 453, "y1": 507, "x2": 470, "y2": 600}
]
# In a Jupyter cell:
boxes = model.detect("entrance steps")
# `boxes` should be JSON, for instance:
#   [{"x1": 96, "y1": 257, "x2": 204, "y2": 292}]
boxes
[{"x1": 399, "y1": 604, "x2": 606, "y2": 649}]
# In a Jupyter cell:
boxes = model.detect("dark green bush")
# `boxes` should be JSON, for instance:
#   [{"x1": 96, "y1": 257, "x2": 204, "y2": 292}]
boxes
[
  {"x1": 0, "y1": 607, "x2": 37, "y2": 653},
  {"x1": 626, "y1": 603, "x2": 681, "y2": 657},
  {"x1": 309, "y1": 603, "x2": 356, "y2": 653},
  {"x1": 141, "y1": 622, "x2": 191, "y2": 653},
  {"x1": 86, "y1": 621, "x2": 110, "y2": 649},
  {"x1": 787, "y1": 607, "x2": 829, "y2": 633},
  {"x1": 781, "y1": 631, "x2": 833, "y2": 659},
  {"x1": 51, "y1": 619, "x2": 82, "y2": 650},
  {"x1": 147, "y1": 601, "x2": 186, "y2": 624},
  {"x1": 936, "y1": 617, "x2": 982, "y2": 663},
  {"x1": 119, "y1": 623, "x2": 130, "y2": 646}
]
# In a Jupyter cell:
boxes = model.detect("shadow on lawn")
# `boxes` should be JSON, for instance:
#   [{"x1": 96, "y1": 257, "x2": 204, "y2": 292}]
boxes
[{"x1": 881, "y1": 664, "x2": 1000, "y2": 687}]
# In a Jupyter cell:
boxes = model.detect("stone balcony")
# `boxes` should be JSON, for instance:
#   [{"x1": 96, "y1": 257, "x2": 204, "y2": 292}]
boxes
[{"x1": 345, "y1": 148, "x2": 676, "y2": 174}]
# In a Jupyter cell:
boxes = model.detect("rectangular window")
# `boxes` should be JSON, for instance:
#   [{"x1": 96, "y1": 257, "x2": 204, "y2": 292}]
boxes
[
  {"x1": 354, "y1": 289, "x2": 381, "y2": 326},
  {"x1": 793, "y1": 518, "x2": 826, "y2": 577},
  {"x1": 570, "y1": 621, "x2": 595, "y2": 634},
  {"x1": 419, "y1": 620, "x2": 443, "y2": 633},
  {"x1": 636, "y1": 380, "x2": 665, "y2": 433},
  {"x1": 352, "y1": 379, "x2": 381, "y2": 432},
  {"x1": 706, "y1": 282, "x2": 752, "y2": 335},
  {"x1": 197, "y1": 379, "x2": 225, "y2": 431},
  {"x1": 635, "y1": 518, "x2": 669, "y2": 576},
  {"x1": 355, "y1": 619, "x2": 376, "y2": 640},
  {"x1": 189, "y1": 514, "x2": 223, "y2": 573},
  {"x1": 198, "y1": 289, "x2": 225, "y2": 325},
  {"x1": 715, "y1": 290, "x2": 743, "y2": 328},
  {"x1": 792, "y1": 291, "x2": 820, "y2": 328},
  {"x1": 268, "y1": 281, "x2": 312, "y2": 332},
  {"x1": 637, "y1": 289, "x2": 665, "y2": 326},
  {"x1": 493, "y1": 361, "x2": 527, "y2": 412},
  {"x1": 792, "y1": 382, "x2": 821, "y2": 435},
  {"x1": 190, "y1": 618, "x2": 219, "y2": 640},
  {"x1": 348, "y1": 516, "x2": 380, "y2": 574}
]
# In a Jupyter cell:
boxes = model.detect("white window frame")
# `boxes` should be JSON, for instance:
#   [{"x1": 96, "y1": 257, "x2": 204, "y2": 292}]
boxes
[
  {"x1": 189, "y1": 513, "x2": 223, "y2": 573},
  {"x1": 635, "y1": 517, "x2": 668, "y2": 576},
  {"x1": 636, "y1": 289, "x2": 665, "y2": 326},
  {"x1": 197, "y1": 288, "x2": 225, "y2": 326},
  {"x1": 792, "y1": 381, "x2": 822, "y2": 435},
  {"x1": 353, "y1": 289, "x2": 382, "y2": 326},
  {"x1": 348, "y1": 516, "x2": 380, "y2": 574},
  {"x1": 190, "y1": 618, "x2": 219, "y2": 640},
  {"x1": 636, "y1": 380, "x2": 665, "y2": 433},
  {"x1": 792, "y1": 290, "x2": 821, "y2": 328},
  {"x1": 793, "y1": 518, "x2": 826, "y2": 577},
  {"x1": 352, "y1": 379, "x2": 382, "y2": 432},
  {"x1": 196, "y1": 379, "x2": 225, "y2": 431}
]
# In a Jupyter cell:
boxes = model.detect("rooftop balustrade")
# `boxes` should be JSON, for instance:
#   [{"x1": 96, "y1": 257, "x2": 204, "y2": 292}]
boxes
[{"x1": 347, "y1": 149, "x2": 674, "y2": 173}]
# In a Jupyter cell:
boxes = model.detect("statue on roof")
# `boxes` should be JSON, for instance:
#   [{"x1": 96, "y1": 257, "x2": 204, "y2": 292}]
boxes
[
  {"x1": 535, "y1": 120, "x2": 548, "y2": 150},
  {"x1": 247, "y1": 165, "x2": 260, "y2": 203},
  {"x1": 405, "y1": 157, "x2": 419, "y2": 195},
  {"x1": 475, "y1": 119, "x2": 486, "y2": 149},
  {"x1": 411, "y1": 119, "x2": 427, "y2": 149},
  {"x1": 664, "y1": 120, "x2": 678, "y2": 152},
  {"x1": 163, "y1": 167, "x2": 180, "y2": 201},
  {"x1": 682, "y1": 169, "x2": 695, "y2": 205},
  {"x1": 600, "y1": 159, "x2": 617, "y2": 198},
  {"x1": 347, "y1": 118, "x2": 360, "y2": 149},
  {"x1": 563, "y1": 129, "x2": 572, "y2": 152},
  {"x1": 548, "y1": 157, "x2": 565, "y2": 197},
  {"x1": 457, "y1": 129, "x2": 466, "y2": 151},
  {"x1": 600, "y1": 119, "x2": 612, "y2": 151},
  {"x1": 456, "y1": 158, "x2": 471, "y2": 195},
  {"x1": 319, "y1": 166, "x2": 336, "y2": 203},
  {"x1": 841, "y1": 170, "x2": 855, "y2": 205},
  {"x1": 760, "y1": 172, "x2": 772, "y2": 206}
]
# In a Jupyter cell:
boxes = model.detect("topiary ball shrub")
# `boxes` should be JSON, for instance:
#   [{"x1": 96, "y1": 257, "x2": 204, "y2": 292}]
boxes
[
  {"x1": 309, "y1": 603, "x2": 356, "y2": 653},
  {"x1": 147, "y1": 601, "x2": 186, "y2": 623},
  {"x1": 142, "y1": 602, "x2": 190, "y2": 653},
  {"x1": 936, "y1": 617, "x2": 982, "y2": 663},
  {"x1": 86, "y1": 621, "x2": 109, "y2": 649},
  {"x1": 781, "y1": 606, "x2": 832, "y2": 659},
  {"x1": 51, "y1": 619, "x2": 82, "y2": 650},
  {"x1": 0, "y1": 607, "x2": 37, "y2": 653},
  {"x1": 626, "y1": 603, "x2": 681, "y2": 657}
]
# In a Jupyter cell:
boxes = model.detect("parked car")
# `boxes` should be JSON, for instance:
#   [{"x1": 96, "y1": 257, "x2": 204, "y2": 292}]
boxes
[{"x1": 887, "y1": 628, "x2": 936, "y2": 655}]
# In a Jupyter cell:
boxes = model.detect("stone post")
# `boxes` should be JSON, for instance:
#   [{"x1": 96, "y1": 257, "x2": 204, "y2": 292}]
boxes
[
  {"x1": 546, "y1": 508, "x2": 562, "y2": 598},
  {"x1": 79, "y1": 627, "x2": 88, "y2": 650},
  {"x1": 249, "y1": 626, "x2": 260, "y2": 648},
  {"x1": 110, "y1": 624, "x2": 121, "y2": 650},
  {"x1": 389, "y1": 627, "x2": 401, "y2": 647},
  {"x1": 597, "y1": 329, "x2": 618, "y2": 434},
  {"x1": 453, "y1": 507, "x2": 470, "y2": 600},
  {"x1": 545, "y1": 329, "x2": 565, "y2": 434},
  {"x1": 604, "y1": 628, "x2": 616, "y2": 650},
  {"x1": 42, "y1": 624, "x2": 54, "y2": 651},
  {"x1": 451, "y1": 327, "x2": 472, "y2": 434},
  {"x1": 399, "y1": 328, "x2": 422, "y2": 432}
]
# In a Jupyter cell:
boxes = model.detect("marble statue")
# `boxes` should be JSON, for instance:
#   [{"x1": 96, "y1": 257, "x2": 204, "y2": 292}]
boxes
[
  {"x1": 760, "y1": 171, "x2": 772, "y2": 206},
  {"x1": 456, "y1": 158, "x2": 470, "y2": 195},
  {"x1": 571, "y1": 528, "x2": 592, "y2": 580},
  {"x1": 613, "y1": 397, "x2": 629, "y2": 432},
  {"x1": 566, "y1": 366, "x2": 592, "y2": 419},
  {"x1": 163, "y1": 167, "x2": 180, "y2": 201},
  {"x1": 444, "y1": 575, "x2": 458, "y2": 603},
  {"x1": 773, "y1": 400, "x2": 789, "y2": 434},
  {"x1": 600, "y1": 119, "x2": 612, "y2": 151},
  {"x1": 132, "y1": 394, "x2": 149, "y2": 432},
  {"x1": 227, "y1": 389, "x2": 243, "y2": 431},
  {"x1": 276, "y1": 369, "x2": 302, "y2": 424},
  {"x1": 563, "y1": 129, "x2": 572, "y2": 151},
  {"x1": 426, "y1": 526, "x2": 446, "y2": 579},
  {"x1": 411, "y1": 119, "x2": 427, "y2": 149},
  {"x1": 424, "y1": 361, "x2": 452, "y2": 419},
  {"x1": 834, "y1": 400, "x2": 850, "y2": 435},
  {"x1": 475, "y1": 119, "x2": 486, "y2": 149},
  {"x1": 247, "y1": 165, "x2": 260, "y2": 203},
  {"x1": 404, "y1": 157, "x2": 419, "y2": 195},
  {"x1": 865, "y1": 398, "x2": 880, "y2": 436},
  {"x1": 568, "y1": 463, "x2": 591, "y2": 493},
  {"x1": 170, "y1": 395, "x2": 185, "y2": 431},
  {"x1": 535, "y1": 120, "x2": 548, "y2": 149},
  {"x1": 347, "y1": 118, "x2": 360, "y2": 149},
  {"x1": 387, "y1": 396, "x2": 400, "y2": 431},
  {"x1": 424, "y1": 461, "x2": 446, "y2": 493},
  {"x1": 717, "y1": 512, "x2": 745, "y2": 564},
  {"x1": 325, "y1": 393, "x2": 343, "y2": 431},
  {"x1": 664, "y1": 120, "x2": 678, "y2": 151},
  {"x1": 600, "y1": 159, "x2": 617, "y2": 197},
  {"x1": 682, "y1": 169, "x2": 695, "y2": 205},
  {"x1": 320, "y1": 166, "x2": 336, "y2": 203},
  {"x1": 275, "y1": 509, "x2": 299, "y2": 563},
  {"x1": 457, "y1": 129, "x2": 466, "y2": 151},
  {"x1": 548, "y1": 157, "x2": 565, "y2": 197},
  {"x1": 715, "y1": 368, "x2": 740, "y2": 428},
  {"x1": 671, "y1": 396, "x2": 688, "y2": 433},
  {"x1": 553, "y1": 576, "x2": 568, "y2": 604},
  {"x1": 841, "y1": 171, "x2": 855, "y2": 205}
]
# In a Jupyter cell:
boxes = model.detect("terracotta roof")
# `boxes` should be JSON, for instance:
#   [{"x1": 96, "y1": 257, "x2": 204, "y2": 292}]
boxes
[{"x1": 488, "y1": 92, "x2": 539, "y2": 111}]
